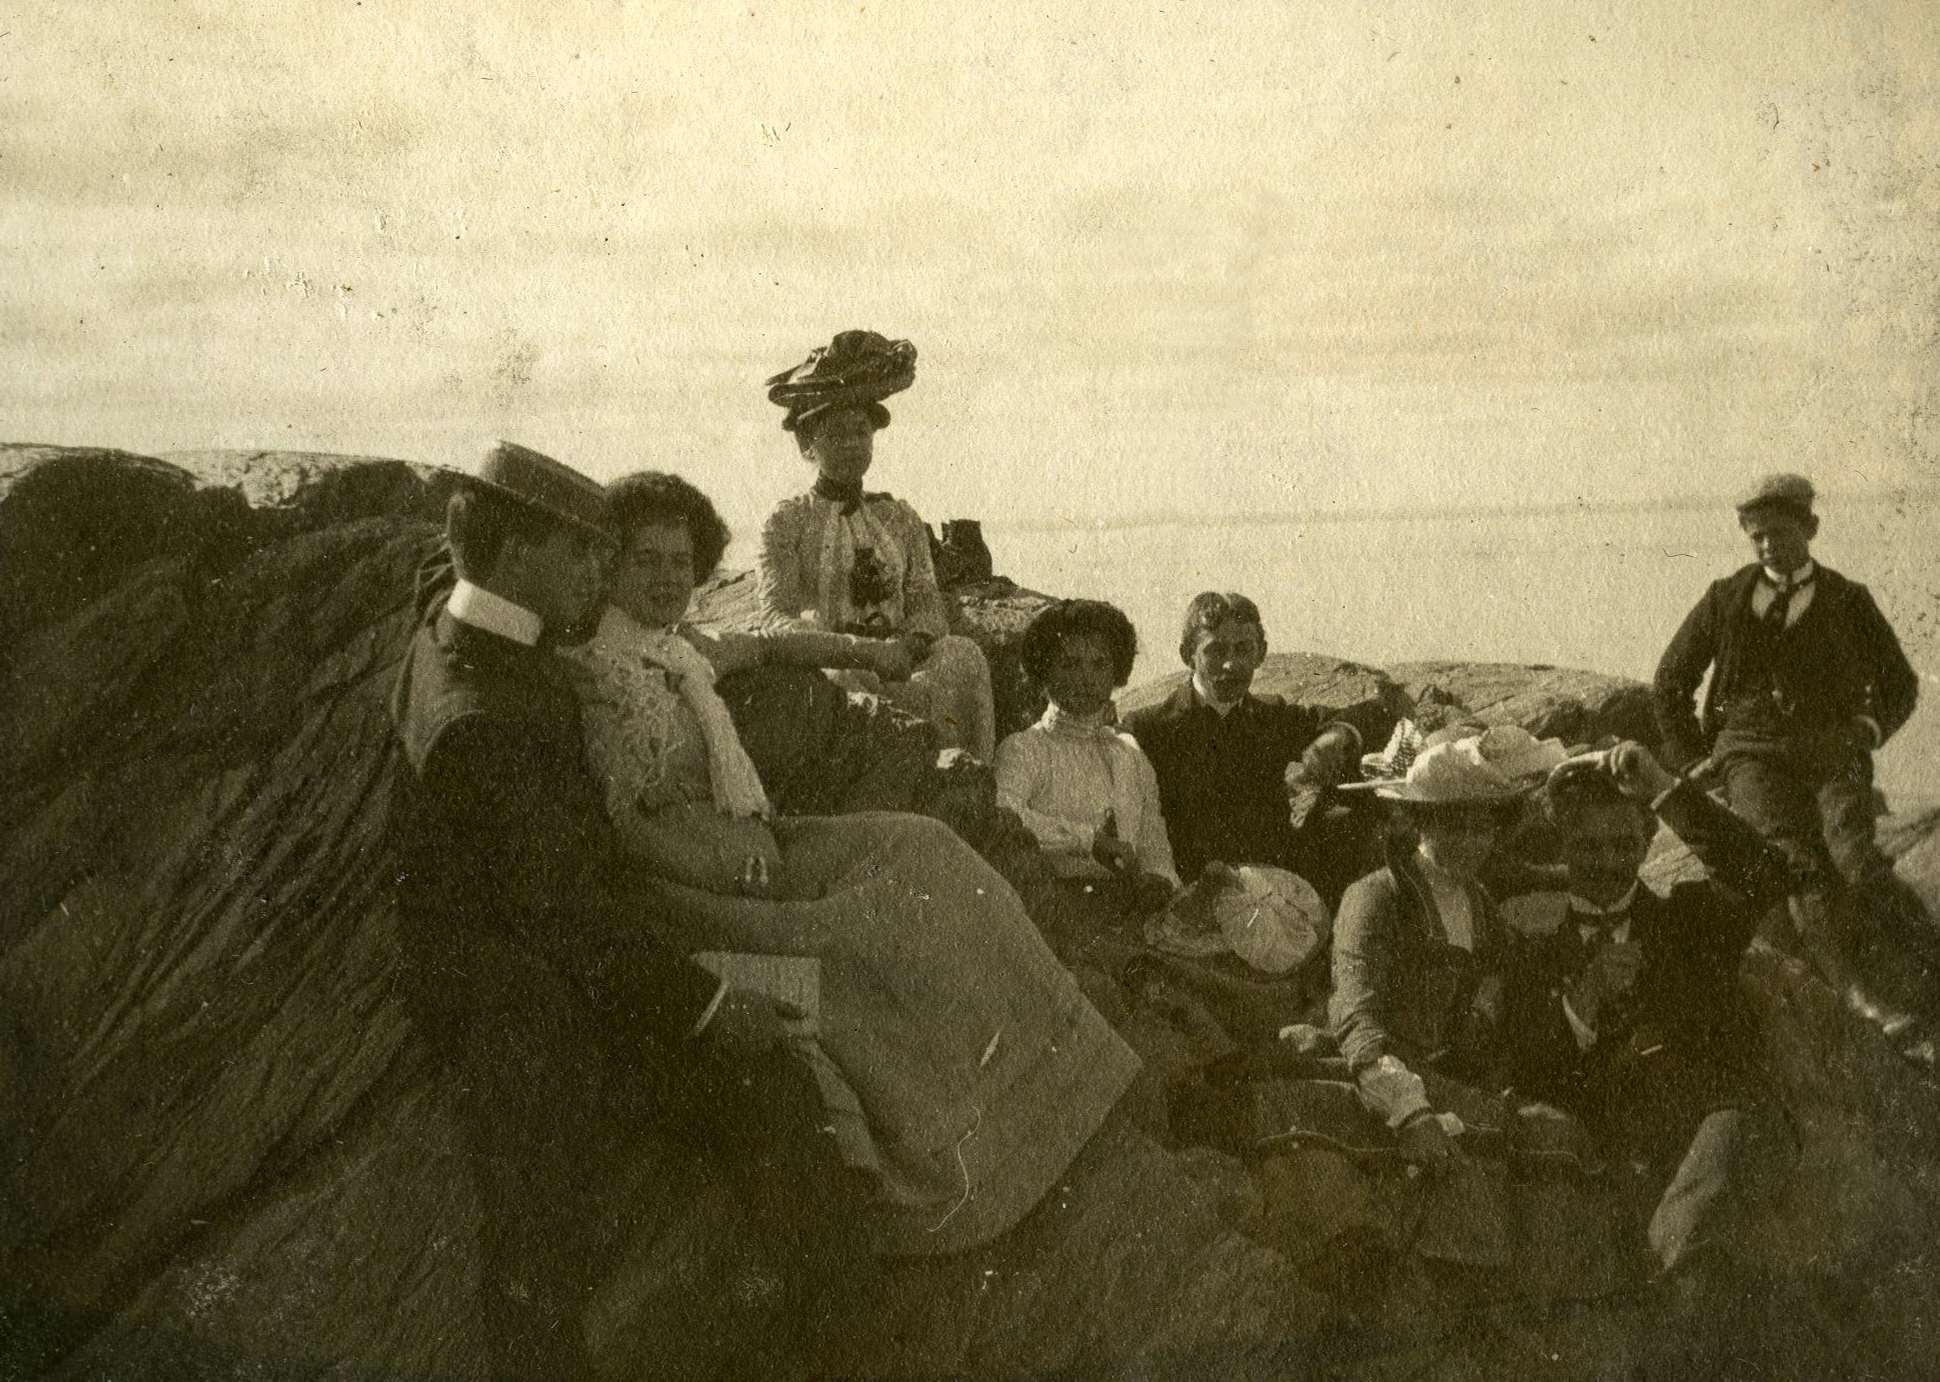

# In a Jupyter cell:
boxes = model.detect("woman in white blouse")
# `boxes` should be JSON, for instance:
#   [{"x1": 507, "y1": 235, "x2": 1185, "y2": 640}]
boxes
[
  {"x1": 993, "y1": 599, "x2": 1179, "y2": 919},
  {"x1": 756, "y1": 330, "x2": 996, "y2": 759}
]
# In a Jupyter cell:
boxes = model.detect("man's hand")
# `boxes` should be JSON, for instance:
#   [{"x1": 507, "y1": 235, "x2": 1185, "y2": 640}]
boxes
[
  {"x1": 1568, "y1": 939, "x2": 1644, "y2": 1031},
  {"x1": 1299, "y1": 727, "x2": 1362, "y2": 789},
  {"x1": 1396, "y1": 1111, "x2": 1461, "y2": 1173},
  {"x1": 702, "y1": 987, "x2": 806, "y2": 1056},
  {"x1": 1606, "y1": 741, "x2": 1678, "y2": 801}
]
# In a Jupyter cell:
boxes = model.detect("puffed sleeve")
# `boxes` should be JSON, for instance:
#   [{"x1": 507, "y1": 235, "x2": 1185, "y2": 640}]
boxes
[
  {"x1": 994, "y1": 730, "x2": 1094, "y2": 858},
  {"x1": 1329, "y1": 873, "x2": 1402, "y2": 1072},
  {"x1": 891, "y1": 499, "x2": 953, "y2": 641},
  {"x1": 1128, "y1": 743, "x2": 1181, "y2": 886},
  {"x1": 756, "y1": 500, "x2": 817, "y2": 631}
]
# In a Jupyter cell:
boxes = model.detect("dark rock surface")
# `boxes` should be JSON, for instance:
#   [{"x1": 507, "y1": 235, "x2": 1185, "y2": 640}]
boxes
[{"x1": 4, "y1": 445, "x2": 1937, "y2": 1380}]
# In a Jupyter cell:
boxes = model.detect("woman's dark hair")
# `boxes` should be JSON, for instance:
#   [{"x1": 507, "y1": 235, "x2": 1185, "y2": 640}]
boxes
[
  {"x1": 1019, "y1": 599, "x2": 1140, "y2": 688},
  {"x1": 445, "y1": 484, "x2": 558, "y2": 581},
  {"x1": 603, "y1": 471, "x2": 732, "y2": 579},
  {"x1": 1178, "y1": 591, "x2": 1266, "y2": 664}
]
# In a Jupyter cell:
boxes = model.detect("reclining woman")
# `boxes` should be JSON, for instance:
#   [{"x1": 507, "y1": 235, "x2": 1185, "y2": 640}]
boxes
[
  {"x1": 756, "y1": 330, "x2": 996, "y2": 759},
  {"x1": 564, "y1": 470, "x2": 1139, "y2": 1257}
]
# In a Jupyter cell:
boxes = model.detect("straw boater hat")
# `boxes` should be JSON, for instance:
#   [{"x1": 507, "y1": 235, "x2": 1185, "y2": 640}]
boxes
[
  {"x1": 461, "y1": 440, "x2": 612, "y2": 545},
  {"x1": 1344, "y1": 725, "x2": 1567, "y2": 804}
]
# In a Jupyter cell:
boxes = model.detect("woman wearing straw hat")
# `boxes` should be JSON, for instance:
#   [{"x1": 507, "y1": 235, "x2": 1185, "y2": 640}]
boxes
[
  {"x1": 755, "y1": 330, "x2": 997, "y2": 759},
  {"x1": 1330, "y1": 726, "x2": 1565, "y2": 1167}
]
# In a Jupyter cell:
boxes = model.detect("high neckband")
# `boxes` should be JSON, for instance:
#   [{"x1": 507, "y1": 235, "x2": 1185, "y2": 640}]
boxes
[
  {"x1": 1760, "y1": 559, "x2": 1815, "y2": 589},
  {"x1": 1042, "y1": 702, "x2": 1118, "y2": 736},
  {"x1": 813, "y1": 473, "x2": 865, "y2": 512}
]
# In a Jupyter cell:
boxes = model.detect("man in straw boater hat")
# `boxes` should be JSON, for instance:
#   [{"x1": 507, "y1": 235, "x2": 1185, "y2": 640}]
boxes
[
  {"x1": 1653, "y1": 473, "x2": 1933, "y2": 1069},
  {"x1": 1500, "y1": 742, "x2": 1798, "y2": 1380},
  {"x1": 387, "y1": 442, "x2": 869, "y2": 1381}
]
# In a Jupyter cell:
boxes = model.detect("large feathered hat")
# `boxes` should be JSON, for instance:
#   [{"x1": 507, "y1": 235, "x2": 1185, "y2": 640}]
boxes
[{"x1": 766, "y1": 330, "x2": 917, "y2": 435}]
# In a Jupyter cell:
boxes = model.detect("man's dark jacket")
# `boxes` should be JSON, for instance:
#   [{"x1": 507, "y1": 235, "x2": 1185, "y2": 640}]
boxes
[
  {"x1": 387, "y1": 587, "x2": 720, "y2": 1075},
  {"x1": 1502, "y1": 784, "x2": 1790, "y2": 1152},
  {"x1": 1652, "y1": 562, "x2": 1918, "y2": 771},
  {"x1": 1122, "y1": 682, "x2": 1341, "y2": 886}
]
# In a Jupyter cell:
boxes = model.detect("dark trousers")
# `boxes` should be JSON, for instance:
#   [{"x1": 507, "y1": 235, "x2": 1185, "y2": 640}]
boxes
[
  {"x1": 458, "y1": 1020, "x2": 875, "y2": 1382},
  {"x1": 1715, "y1": 725, "x2": 1938, "y2": 1002}
]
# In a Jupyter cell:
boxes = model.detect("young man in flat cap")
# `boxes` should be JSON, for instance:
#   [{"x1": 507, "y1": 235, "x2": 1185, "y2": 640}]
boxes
[
  {"x1": 388, "y1": 442, "x2": 866, "y2": 1381},
  {"x1": 1653, "y1": 473, "x2": 1931, "y2": 1065}
]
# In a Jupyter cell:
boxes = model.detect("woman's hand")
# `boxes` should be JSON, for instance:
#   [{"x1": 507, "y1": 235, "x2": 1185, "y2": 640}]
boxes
[
  {"x1": 1396, "y1": 1110, "x2": 1461, "y2": 1173},
  {"x1": 628, "y1": 804, "x2": 786, "y2": 898},
  {"x1": 867, "y1": 636, "x2": 917, "y2": 682},
  {"x1": 1091, "y1": 812, "x2": 1140, "y2": 874}
]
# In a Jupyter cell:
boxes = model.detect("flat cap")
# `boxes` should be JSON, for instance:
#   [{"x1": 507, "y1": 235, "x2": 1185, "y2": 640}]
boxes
[{"x1": 1735, "y1": 472, "x2": 1816, "y2": 515}]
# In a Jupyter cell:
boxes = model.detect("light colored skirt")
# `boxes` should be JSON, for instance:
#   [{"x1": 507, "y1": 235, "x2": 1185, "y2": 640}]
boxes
[
  {"x1": 641, "y1": 810, "x2": 1139, "y2": 1256},
  {"x1": 829, "y1": 633, "x2": 995, "y2": 760}
]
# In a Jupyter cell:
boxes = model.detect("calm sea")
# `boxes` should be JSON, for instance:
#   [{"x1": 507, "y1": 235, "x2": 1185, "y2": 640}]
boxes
[{"x1": 725, "y1": 495, "x2": 1939, "y2": 805}]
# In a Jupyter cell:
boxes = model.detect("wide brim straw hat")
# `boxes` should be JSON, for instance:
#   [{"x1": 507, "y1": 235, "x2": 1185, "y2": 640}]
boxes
[
  {"x1": 1343, "y1": 724, "x2": 1568, "y2": 804},
  {"x1": 765, "y1": 330, "x2": 917, "y2": 434},
  {"x1": 1145, "y1": 865, "x2": 1331, "y2": 977},
  {"x1": 461, "y1": 440, "x2": 613, "y2": 545}
]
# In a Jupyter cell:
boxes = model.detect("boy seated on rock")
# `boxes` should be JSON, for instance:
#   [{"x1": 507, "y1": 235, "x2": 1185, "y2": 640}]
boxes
[
  {"x1": 1121, "y1": 592, "x2": 1368, "y2": 905},
  {"x1": 1652, "y1": 472, "x2": 1934, "y2": 1067},
  {"x1": 1502, "y1": 744, "x2": 1798, "y2": 1379}
]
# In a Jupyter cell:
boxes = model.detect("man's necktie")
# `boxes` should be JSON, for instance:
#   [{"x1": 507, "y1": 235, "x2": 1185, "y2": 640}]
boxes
[
  {"x1": 1571, "y1": 911, "x2": 1636, "y2": 1031},
  {"x1": 1761, "y1": 573, "x2": 1811, "y2": 633}
]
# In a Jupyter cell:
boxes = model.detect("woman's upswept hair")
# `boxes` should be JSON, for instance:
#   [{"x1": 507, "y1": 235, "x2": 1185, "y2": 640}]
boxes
[
  {"x1": 1019, "y1": 599, "x2": 1139, "y2": 688},
  {"x1": 603, "y1": 471, "x2": 732, "y2": 579}
]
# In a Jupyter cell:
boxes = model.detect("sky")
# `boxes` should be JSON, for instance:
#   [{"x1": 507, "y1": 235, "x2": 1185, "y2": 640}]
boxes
[{"x1": 5, "y1": 0, "x2": 1939, "y2": 536}]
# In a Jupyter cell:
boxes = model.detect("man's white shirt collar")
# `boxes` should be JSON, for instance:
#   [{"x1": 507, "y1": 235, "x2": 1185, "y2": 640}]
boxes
[
  {"x1": 447, "y1": 579, "x2": 544, "y2": 647},
  {"x1": 1191, "y1": 672, "x2": 1242, "y2": 716},
  {"x1": 1568, "y1": 881, "x2": 1638, "y2": 944},
  {"x1": 1761, "y1": 558, "x2": 1815, "y2": 588}
]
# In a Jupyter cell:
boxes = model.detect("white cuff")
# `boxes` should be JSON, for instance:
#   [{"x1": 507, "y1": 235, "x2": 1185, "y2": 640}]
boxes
[
  {"x1": 1857, "y1": 716, "x2": 1883, "y2": 750},
  {"x1": 1356, "y1": 1054, "x2": 1432, "y2": 1128},
  {"x1": 1560, "y1": 993, "x2": 1598, "y2": 1050},
  {"x1": 689, "y1": 977, "x2": 731, "y2": 1039}
]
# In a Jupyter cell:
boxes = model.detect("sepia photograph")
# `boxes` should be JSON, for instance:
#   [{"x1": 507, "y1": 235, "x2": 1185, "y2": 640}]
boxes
[{"x1": 4, "y1": 2, "x2": 1938, "y2": 1378}]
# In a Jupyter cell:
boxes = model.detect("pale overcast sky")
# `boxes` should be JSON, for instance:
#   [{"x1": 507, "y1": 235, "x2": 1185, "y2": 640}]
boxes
[{"x1": 5, "y1": 1, "x2": 1937, "y2": 532}]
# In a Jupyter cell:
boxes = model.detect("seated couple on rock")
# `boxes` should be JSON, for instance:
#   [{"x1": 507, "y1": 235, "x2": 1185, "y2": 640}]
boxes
[
  {"x1": 1205, "y1": 727, "x2": 1798, "y2": 1376},
  {"x1": 993, "y1": 597, "x2": 1354, "y2": 1066},
  {"x1": 387, "y1": 442, "x2": 1325, "y2": 1382}
]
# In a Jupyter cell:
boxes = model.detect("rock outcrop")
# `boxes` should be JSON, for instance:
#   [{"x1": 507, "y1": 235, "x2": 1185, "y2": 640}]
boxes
[{"x1": 4, "y1": 445, "x2": 1938, "y2": 1380}]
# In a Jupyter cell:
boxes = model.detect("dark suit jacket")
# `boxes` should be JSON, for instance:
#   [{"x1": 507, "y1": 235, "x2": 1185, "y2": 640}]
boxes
[
  {"x1": 1503, "y1": 784, "x2": 1789, "y2": 1151},
  {"x1": 1122, "y1": 683, "x2": 1345, "y2": 886},
  {"x1": 1652, "y1": 562, "x2": 1918, "y2": 770},
  {"x1": 387, "y1": 586, "x2": 721, "y2": 1076}
]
